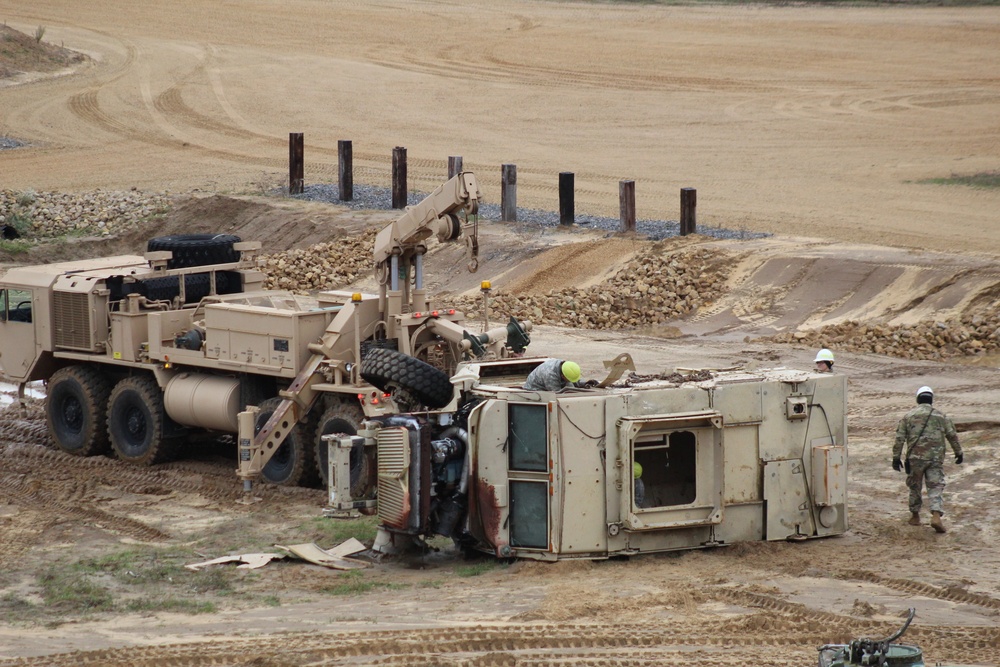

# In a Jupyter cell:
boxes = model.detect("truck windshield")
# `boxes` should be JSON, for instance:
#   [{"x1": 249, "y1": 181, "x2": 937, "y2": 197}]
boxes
[{"x1": 0, "y1": 288, "x2": 33, "y2": 323}]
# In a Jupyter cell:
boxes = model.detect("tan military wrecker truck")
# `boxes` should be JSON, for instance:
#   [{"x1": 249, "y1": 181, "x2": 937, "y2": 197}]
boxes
[{"x1": 0, "y1": 173, "x2": 531, "y2": 487}]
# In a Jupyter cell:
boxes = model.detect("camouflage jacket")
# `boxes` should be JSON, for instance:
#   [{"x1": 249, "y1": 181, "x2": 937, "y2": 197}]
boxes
[
  {"x1": 893, "y1": 404, "x2": 962, "y2": 462},
  {"x1": 523, "y1": 359, "x2": 569, "y2": 392}
]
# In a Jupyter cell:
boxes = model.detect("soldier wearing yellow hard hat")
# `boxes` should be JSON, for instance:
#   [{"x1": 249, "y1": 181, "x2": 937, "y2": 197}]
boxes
[{"x1": 523, "y1": 358, "x2": 582, "y2": 392}]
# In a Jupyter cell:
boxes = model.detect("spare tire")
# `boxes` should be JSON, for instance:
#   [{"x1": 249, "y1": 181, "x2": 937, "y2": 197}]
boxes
[
  {"x1": 147, "y1": 234, "x2": 241, "y2": 269},
  {"x1": 361, "y1": 348, "x2": 454, "y2": 410}
]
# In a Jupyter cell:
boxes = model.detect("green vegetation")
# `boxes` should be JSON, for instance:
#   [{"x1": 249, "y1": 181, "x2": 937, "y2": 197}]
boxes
[
  {"x1": 33, "y1": 26, "x2": 45, "y2": 44},
  {"x1": 297, "y1": 515, "x2": 380, "y2": 546},
  {"x1": 0, "y1": 239, "x2": 32, "y2": 254},
  {"x1": 319, "y1": 570, "x2": 408, "y2": 596},
  {"x1": 454, "y1": 561, "x2": 506, "y2": 577},
  {"x1": 918, "y1": 171, "x2": 1000, "y2": 189},
  {"x1": 38, "y1": 569, "x2": 114, "y2": 613}
]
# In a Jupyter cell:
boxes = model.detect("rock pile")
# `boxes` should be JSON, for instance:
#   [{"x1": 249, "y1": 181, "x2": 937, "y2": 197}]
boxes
[
  {"x1": 766, "y1": 313, "x2": 1000, "y2": 361},
  {"x1": 260, "y1": 228, "x2": 379, "y2": 291},
  {"x1": 454, "y1": 247, "x2": 730, "y2": 330},
  {"x1": 0, "y1": 189, "x2": 172, "y2": 237}
]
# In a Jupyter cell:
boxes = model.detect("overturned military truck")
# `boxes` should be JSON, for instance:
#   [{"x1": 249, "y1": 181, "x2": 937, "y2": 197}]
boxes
[{"x1": 320, "y1": 357, "x2": 849, "y2": 561}]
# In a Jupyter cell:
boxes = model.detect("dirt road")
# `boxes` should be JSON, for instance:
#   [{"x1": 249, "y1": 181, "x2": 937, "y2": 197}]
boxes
[
  {"x1": 1, "y1": 1, "x2": 999, "y2": 253},
  {"x1": 1, "y1": 1, "x2": 1000, "y2": 665}
]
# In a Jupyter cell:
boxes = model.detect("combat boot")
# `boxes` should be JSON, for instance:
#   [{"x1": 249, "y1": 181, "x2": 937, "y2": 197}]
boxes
[
  {"x1": 931, "y1": 511, "x2": 946, "y2": 533},
  {"x1": 908, "y1": 512, "x2": 921, "y2": 526}
]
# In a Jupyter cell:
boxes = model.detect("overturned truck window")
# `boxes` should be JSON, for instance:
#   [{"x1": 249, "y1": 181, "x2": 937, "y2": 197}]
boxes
[
  {"x1": 507, "y1": 404, "x2": 549, "y2": 549},
  {"x1": 634, "y1": 430, "x2": 697, "y2": 508},
  {"x1": 508, "y1": 403, "x2": 547, "y2": 472}
]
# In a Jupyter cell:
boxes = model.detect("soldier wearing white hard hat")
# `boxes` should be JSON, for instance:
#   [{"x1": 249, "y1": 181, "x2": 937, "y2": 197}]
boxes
[{"x1": 892, "y1": 386, "x2": 963, "y2": 533}]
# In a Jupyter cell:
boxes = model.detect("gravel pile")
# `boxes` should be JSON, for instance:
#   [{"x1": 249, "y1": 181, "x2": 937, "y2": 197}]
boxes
[
  {"x1": 293, "y1": 183, "x2": 768, "y2": 242},
  {"x1": 0, "y1": 189, "x2": 171, "y2": 237},
  {"x1": 260, "y1": 228, "x2": 379, "y2": 291},
  {"x1": 452, "y1": 247, "x2": 731, "y2": 330},
  {"x1": 0, "y1": 137, "x2": 24, "y2": 150},
  {"x1": 765, "y1": 313, "x2": 1000, "y2": 361}
]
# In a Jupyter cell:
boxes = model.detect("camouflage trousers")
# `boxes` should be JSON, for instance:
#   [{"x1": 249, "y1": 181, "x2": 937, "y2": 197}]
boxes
[{"x1": 906, "y1": 458, "x2": 946, "y2": 515}]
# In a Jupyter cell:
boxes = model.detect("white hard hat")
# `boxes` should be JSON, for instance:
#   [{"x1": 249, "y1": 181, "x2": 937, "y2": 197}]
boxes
[
  {"x1": 917, "y1": 386, "x2": 934, "y2": 397},
  {"x1": 814, "y1": 349, "x2": 835, "y2": 363}
]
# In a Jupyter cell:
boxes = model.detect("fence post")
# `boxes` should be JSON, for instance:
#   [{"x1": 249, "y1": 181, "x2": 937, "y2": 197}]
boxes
[
  {"x1": 619, "y1": 180, "x2": 636, "y2": 233},
  {"x1": 288, "y1": 132, "x2": 304, "y2": 195},
  {"x1": 448, "y1": 156, "x2": 463, "y2": 179},
  {"x1": 338, "y1": 140, "x2": 353, "y2": 201},
  {"x1": 501, "y1": 164, "x2": 517, "y2": 222},
  {"x1": 392, "y1": 146, "x2": 407, "y2": 209},
  {"x1": 680, "y1": 187, "x2": 697, "y2": 236},
  {"x1": 559, "y1": 172, "x2": 575, "y2": 226}
]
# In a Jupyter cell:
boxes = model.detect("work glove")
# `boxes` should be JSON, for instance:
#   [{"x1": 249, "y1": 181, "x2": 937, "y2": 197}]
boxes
[
  {"x1": 955, "y1": 453, "x2": 964, "y2": 465},
  {"x1": 892, "y1": 457, "x2": 902, "y2": 472},
  {"x1": 904, "y1": 459, "x2": 911, "y2": 474}
]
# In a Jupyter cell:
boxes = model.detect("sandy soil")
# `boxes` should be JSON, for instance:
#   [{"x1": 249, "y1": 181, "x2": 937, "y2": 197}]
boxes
[
  {"x1": 0, "y1": 1, "x2": 999, "y2": 253},
  {"x1": 1, "y1": 1, "x2": 1000, "y2": 665}
]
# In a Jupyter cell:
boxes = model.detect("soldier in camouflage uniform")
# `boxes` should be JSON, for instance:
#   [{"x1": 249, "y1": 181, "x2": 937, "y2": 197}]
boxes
[
  {"x1": 892, "y1": 386, "x2": 963, "y2": 533},
  {"x1": 523, "y1": 358, "x2": 581, "y2": 392}
]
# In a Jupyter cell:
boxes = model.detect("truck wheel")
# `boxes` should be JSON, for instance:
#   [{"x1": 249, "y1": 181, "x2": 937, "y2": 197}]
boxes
[
  {"x1": 46, "y1": 365, "x2": 113, "y2": 457},
  {"x1": 360, "y1": 348, "x2": 454, "y2": 409},
  {"x1": 108, "y1": 375, "x2": 176, "y2": 465},
  {"x1": 147, "y1": 234, "x2": 241, "y2": 269},
  {"x1": 254, "y1": 398, "x2": 319, "y2": 487},
  {"x1": 315, "y1": 402, "x2": 374, "y2": 496}
]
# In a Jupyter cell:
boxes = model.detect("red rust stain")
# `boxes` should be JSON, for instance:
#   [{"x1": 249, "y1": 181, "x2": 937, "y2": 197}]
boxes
[{"x1": 475, "y1": 477, "x2": 501, "y2": 549}]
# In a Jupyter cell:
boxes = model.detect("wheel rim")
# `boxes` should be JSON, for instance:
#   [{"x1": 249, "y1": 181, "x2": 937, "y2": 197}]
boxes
[
  {"x1": 124, "y1": 405, "x2": 147, "y2": 446},
  {"x1": 60, "y1": 394, "x2": 84, "y2": 434}
]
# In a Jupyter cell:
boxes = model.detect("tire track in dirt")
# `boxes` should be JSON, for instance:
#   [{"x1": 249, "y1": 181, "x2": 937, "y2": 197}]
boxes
[
  {"x1": 0, "y1": 472, "x2": 169, "y2": 543},
  {"x1": 3, "y1": 618, "x2": 995, "y2": 667},
  {"x1": 838, "y1": 570, "x2": 1000, "y2": 611}
]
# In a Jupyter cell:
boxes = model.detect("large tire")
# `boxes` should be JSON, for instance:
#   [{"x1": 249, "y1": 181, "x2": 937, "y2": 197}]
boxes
[
  {"x1": 315, "y1": 401, "x2": 373, "y2": 495},
  {"x1": 46, "y1": 365, "x2": 113, "y2": 456},
  {"x1": 254, "y1": 398, "x2": 319, "y2": 487},
  {"x1": 147, "y1": 234, "x2": 241, "y2": 269},
  {"x1": 361, "y1": 348, "x2": 454, "y2": 409},
  {"x1": 108, "y1": 375, "x2": 177, "y2": 465}
]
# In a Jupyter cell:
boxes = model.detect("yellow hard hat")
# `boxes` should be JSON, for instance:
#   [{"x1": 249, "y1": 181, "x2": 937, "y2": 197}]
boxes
[
  {"x1": 633, "y1": 462, "x2": 643, "y2": 478},
  {"x1": 561, "y1": 361, "x2": 581, "y2": 383}
]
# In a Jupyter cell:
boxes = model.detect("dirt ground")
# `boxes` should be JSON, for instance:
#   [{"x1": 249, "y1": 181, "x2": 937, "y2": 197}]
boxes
[{"x1": 1, "y1": 1, "x2": 1000, "y2": 665}]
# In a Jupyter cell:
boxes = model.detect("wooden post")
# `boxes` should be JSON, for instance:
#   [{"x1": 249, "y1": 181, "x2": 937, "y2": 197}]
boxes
[
  {"x1": 288, "y1": 132, "x2": 304, "y2": 195},
  {"x1": 338, "y1": 140, "x2": 353, "y2": 201},
  {"x1": 501, "y1": 164, "x2": 517, "y2": 222},
  {"x1": 392, "y1": 146, "x2": 407, "y2": 209},
  {"x1": 559, "y1": 172, "x2": 575, "y2": 226},
  {"x1": 448, "y1": 156, "x2": 463, "y2": 179},
  {"x1": 619, "y1": 180, "x2": 636, "y2": 233},
  {"x1": 680, "y1": 187, "x2": 697, "y2": 236}
]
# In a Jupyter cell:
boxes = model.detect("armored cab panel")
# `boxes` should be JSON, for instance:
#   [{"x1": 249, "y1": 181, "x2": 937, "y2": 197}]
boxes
[{"x1": 50, "y1": 273, "x2": 110, "y2": 353}]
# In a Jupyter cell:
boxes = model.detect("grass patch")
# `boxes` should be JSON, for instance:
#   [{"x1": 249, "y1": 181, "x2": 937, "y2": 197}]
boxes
[
  {"x1": 124, "y1": 597, "x2": 217, "y2": 614},
  {"x1": 454, "y1": 561, "x2": 505, "y2": 577},
  {"x1": 0, "y1": 593, "x2": 37, "y2": 622},
  {"x1": 38, "y1": 569, "x2": 114, "y2": 613},
  {"x1": 298, "y1": 515, "x2": 380, "y2": 546},
  {"x1": 319, "y1": 571, "x2": 408, "y2": 596},
  {"x1": 0, "y1": 239, "x2": 32, "y2": 254},
  {"x1": 918, "y1": 171, "x2": 1000, "y2": 189}
]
